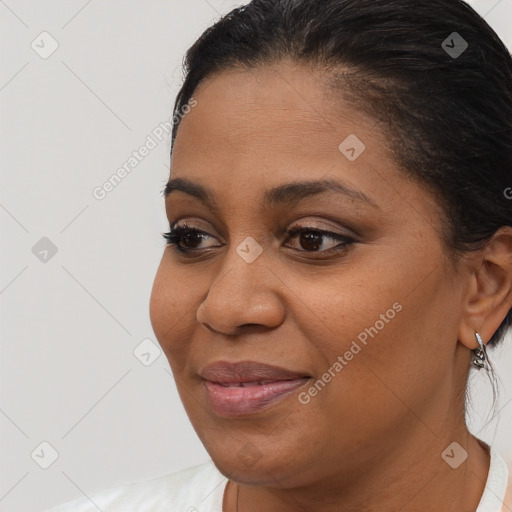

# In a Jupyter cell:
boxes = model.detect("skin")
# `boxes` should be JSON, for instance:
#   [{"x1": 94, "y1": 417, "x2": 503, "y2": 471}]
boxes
[{"x1": 149, "y1": 60, "x2": 512, "y2": 511}]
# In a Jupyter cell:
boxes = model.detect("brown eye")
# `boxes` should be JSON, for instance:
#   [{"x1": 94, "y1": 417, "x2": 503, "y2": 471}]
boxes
[
  {"x1": 297, "y1": 232, "x2": 323, "y2": 251},
  {"x1": 180, "y1": 231, "x2": 208, "y2": 249},
  {"x1": 285, "y1": 227, "x2": 355, "y2": 254},
  {"x1": 162, "y1": 224, "x2": 220, "y2": 253}
]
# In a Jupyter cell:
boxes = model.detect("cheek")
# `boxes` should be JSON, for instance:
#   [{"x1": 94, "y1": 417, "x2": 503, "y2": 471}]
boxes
[
  {"x1": 293, "y1": 246, "x2": 454, "y2": 407},
  {"x1": 292, "y1": 253, "x2": 406, "y2": 359},
  {"x1": 328, "y1": 269, "x2": 459, "y2": 419},
  {"x1": 149, "y1": 256, "x2": 199, "y2": 357}
]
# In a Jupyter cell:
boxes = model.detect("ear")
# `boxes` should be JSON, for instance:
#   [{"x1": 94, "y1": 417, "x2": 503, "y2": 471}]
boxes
[{"x1": 459, "y1": 226, "x2": 512, "y2": 350}]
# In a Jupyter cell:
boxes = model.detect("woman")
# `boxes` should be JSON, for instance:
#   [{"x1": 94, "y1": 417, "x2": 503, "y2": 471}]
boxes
[{"x1": 45, "y1": 0, "x2": 512, "y2": 510}]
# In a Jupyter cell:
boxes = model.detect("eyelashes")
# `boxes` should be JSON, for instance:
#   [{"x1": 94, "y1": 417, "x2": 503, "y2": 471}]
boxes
[
  {"x1": 162, "y1": 224, "x2": 209, "y2": 253},
  {"x1": 162, "y1": 222, "x2": 356, "y2": 257}
]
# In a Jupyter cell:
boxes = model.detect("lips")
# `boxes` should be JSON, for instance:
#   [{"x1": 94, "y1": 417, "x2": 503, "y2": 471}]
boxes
[
  {"x1": 199, "y1": 360, "x2": 310, "y2": 384},
  {"x1": 215, "y1": 381, "x2": 278, "y2": 387},
  {"x1": 199, "y1": 360, "x2": 311, "y2": 416}
]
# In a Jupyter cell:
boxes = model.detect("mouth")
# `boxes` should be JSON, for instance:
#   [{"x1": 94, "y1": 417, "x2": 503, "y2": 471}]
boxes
[
  {"x1": 199, "y1": 359, "x2": 311, "y2": 382},
  {"x1": 213, "y1": 380, "x2": 294, "y2": 387},
  {"x1": 199, "y1": 360, "x2": 311, "y2": 416}
]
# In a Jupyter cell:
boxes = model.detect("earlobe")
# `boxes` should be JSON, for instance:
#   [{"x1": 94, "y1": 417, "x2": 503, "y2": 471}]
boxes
[{"x1": 458, "y1": 226, "x2": 512, "y2": 349}]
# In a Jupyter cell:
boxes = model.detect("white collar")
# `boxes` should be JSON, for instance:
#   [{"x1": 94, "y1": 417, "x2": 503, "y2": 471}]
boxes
[{"x1": 476, "y1": 445, "x2": 509, "y2": 512}]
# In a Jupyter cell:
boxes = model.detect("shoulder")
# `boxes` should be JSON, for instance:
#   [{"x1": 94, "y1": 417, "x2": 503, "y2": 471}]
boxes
[{"x1": 42, "y1": 460, "x2": 227, "y2": 512}]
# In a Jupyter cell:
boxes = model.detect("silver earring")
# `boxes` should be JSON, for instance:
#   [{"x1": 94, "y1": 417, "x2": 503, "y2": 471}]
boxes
[{"x1": 473, "y1": 332, "x2": 488, "y2": 370}]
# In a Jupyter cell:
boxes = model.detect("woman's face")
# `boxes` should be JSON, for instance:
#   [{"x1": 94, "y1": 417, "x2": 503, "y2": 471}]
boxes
[{"x1": 149, "y1": 61, "x2": 471, "y2": 487}]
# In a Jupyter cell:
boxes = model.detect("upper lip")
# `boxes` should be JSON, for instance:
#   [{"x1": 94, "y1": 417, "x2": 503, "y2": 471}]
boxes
[{"x1": 199, "y1": 360, "x2": 310, "y2": 384}]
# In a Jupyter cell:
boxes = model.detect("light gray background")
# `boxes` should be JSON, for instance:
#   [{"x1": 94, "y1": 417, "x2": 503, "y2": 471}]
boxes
[{"x1": 0, "y1": 1, "x2": 511, "y2": 511}]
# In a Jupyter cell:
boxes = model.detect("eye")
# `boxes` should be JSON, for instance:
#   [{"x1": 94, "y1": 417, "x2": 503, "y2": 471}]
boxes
[
  {"x1": 162, "y1": 222, "x2": 356, "y2": 257},
  {"x1": 162, "y1": 222, "x2": 220, "y2": 253},
  {"x1": 284, "y1": 226, "x2": 355, "y2": 255}
]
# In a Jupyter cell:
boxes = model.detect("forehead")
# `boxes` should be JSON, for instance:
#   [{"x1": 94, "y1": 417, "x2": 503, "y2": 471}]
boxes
[
  {"x1": 170, "y1": 62, "x2": 394, "y2": 189},
  {"x1": 166, "y1": 63, "x2": 446, "y2": 246}
]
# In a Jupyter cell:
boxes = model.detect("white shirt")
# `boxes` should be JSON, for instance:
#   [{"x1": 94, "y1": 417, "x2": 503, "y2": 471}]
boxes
[{"x1": 44, "y1": 445, "x2": 509, "y2": 512}]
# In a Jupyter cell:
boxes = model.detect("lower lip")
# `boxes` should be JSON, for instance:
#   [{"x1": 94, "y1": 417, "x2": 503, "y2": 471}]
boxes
[{"x1": 204, "y1": 378, "x2": 310, "y2": 416}]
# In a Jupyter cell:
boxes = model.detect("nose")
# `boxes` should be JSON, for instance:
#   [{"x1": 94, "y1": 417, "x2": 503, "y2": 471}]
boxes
[{"x1": 196, "y1": 247, "x2": 286, "y2": 336}]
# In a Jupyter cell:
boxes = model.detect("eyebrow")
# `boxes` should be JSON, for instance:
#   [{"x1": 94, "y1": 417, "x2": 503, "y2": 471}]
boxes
[{"x1": 163, "y1": 176, "x2": 379, "y2": 210}]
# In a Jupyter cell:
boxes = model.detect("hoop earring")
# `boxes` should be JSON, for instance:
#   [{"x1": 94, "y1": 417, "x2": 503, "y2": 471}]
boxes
[{"x1": 473, "y1": 332, "x2": 488, "y2": 370}]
